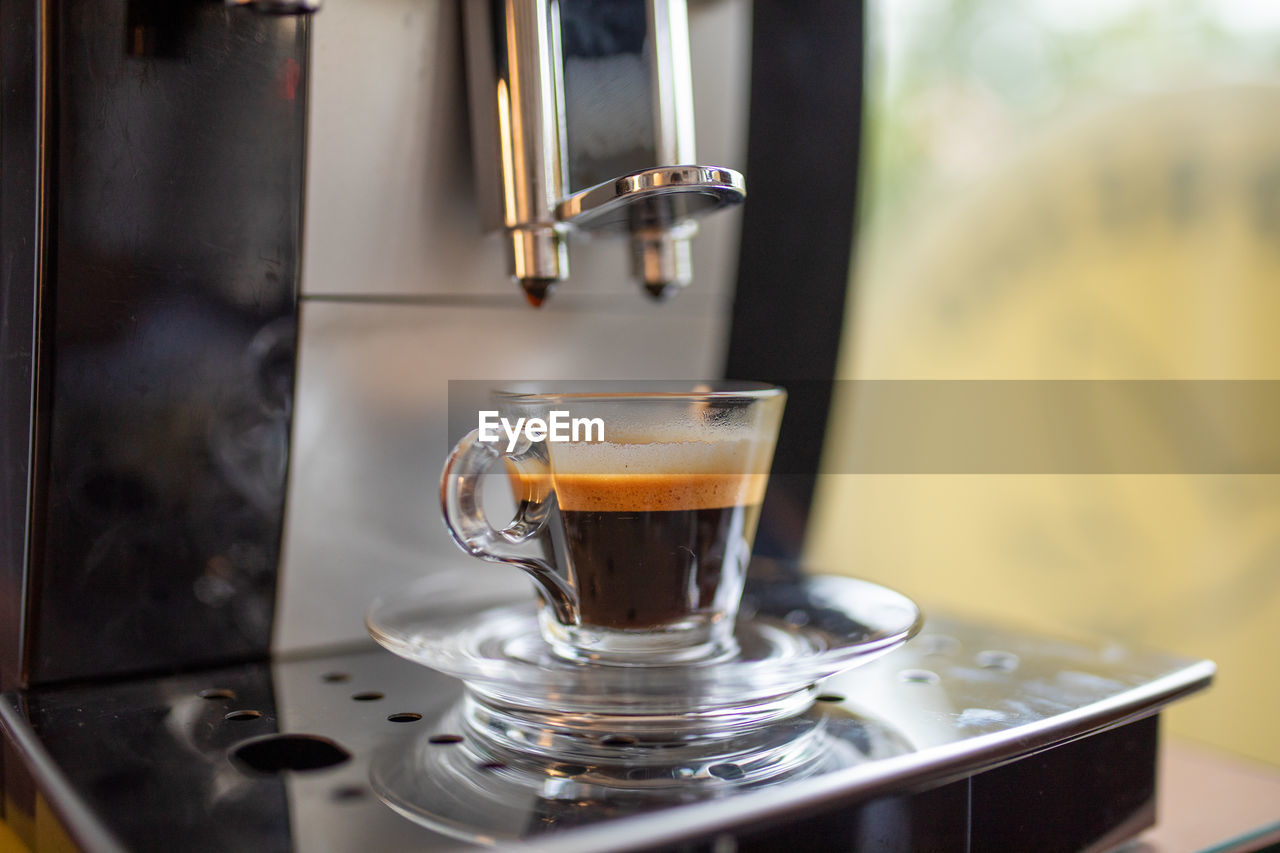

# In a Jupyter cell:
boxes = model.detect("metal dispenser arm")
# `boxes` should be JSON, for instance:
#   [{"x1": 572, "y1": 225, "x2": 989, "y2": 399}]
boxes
[
  {"x1": 464, "y1": 0, "x2": 745, "y2": 305},
  {"x1": 558, "y1": 164, "x2": 746, "y2": 299}
]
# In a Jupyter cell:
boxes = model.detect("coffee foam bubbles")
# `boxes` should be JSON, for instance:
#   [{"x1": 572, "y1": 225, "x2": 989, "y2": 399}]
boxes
[{"x1": 547, "y1": 435, "x2": 773, "y2": 512}]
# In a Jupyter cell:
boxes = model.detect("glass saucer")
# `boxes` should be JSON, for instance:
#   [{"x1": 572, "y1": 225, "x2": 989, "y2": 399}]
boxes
[
  {"x1": 369, "y1": 701, "x2": 917, "y2": 845},
  {"x1": 366, "y1": 572, "x2": 922, "y2": 723}
]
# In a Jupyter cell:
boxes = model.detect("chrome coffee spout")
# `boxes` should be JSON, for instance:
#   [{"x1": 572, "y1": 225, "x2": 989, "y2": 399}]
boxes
[{"x1": 464, "y1": 0, "x2": 745, "y2": 305}]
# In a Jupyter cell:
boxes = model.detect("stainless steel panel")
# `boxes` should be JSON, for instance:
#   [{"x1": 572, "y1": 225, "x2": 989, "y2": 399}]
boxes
[
  {"x1": 276, "y1": 300, "x2": 730, "y2": 651},
  {"x1": 301, "y1": 0, "x2": 749, "y2": 299},
  {"x1": 287, "y1": 0, "x2": 752, "y2": 651}
]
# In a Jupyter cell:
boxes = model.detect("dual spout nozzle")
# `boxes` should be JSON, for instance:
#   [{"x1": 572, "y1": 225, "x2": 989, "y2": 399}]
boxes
[
  {"x1": 464, "y1": 0, "x2": 744, "y2": 306},
  {"x1": 510, "y1": 226, "x2": 693, "y2": 307}
]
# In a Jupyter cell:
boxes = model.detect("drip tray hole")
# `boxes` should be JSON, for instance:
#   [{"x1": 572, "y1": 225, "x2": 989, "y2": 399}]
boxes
[{"x1": 231, "y1": 734, "x2": 352, "y2": 774}]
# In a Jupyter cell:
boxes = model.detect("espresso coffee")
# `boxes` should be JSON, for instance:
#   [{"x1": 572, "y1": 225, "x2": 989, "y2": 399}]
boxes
[
  {"x1": 558, "y1": 504, "x2": 762, "y2": 629},
  {"x1": 548, "y1": 471, "x2": 766, "y2": 631},
  {"x1": 446, "y1": 385, "x2": 785, "y2": 662}
]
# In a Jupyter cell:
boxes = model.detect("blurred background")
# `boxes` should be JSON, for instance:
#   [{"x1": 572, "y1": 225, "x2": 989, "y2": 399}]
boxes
[{"x1": 811, "y1": 0, "x2": 1280, "y2": 771}]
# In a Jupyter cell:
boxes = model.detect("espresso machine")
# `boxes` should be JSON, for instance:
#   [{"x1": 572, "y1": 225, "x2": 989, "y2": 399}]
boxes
[{"x1": 0, "y1": 1, "x2": 1212, "y2": 850}]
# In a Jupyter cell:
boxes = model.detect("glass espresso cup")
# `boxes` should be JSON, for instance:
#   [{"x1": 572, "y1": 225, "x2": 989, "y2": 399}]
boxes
[{"x1": 441, "y1": 383, "x2": 785, "y2": 665}]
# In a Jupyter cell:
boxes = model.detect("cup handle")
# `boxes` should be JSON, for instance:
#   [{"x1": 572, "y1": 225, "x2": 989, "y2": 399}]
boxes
[{"x1": 439, "y1": 429, "x2": 578, "y2": 625}]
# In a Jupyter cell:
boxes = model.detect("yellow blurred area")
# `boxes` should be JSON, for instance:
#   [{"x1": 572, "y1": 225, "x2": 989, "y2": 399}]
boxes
[
  {"x1": 0, "y1": 798, "x2": 72, "y2": 853},
  {"x1": 809, "y1": 87, "x2": 1280, "y2": 767},
  {"x1": 0, "y1": 822, "x2": 27, "y2": 853}
]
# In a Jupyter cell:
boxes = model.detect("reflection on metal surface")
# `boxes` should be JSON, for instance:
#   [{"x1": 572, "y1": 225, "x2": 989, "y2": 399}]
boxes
[
  {"x1": 370, "y1": 703, "x2": 910, "y2": 845},
  {"x1": 556, "y1": 166, "x2": 745, "y2": 228},
  {"x1": 0, "y1": 600, "x2": 1211, "y2": 851}
]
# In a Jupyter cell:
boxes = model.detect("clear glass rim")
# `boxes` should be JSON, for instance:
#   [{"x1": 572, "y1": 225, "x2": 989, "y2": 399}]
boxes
[{"x1": 492, "y1": 380, "x2": 785, "y2": 404}]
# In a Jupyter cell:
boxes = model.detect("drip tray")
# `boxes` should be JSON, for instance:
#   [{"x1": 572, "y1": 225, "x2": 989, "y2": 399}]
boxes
[{"x1": 1, "y1": 612, "x2": 1212, "y2": 852}]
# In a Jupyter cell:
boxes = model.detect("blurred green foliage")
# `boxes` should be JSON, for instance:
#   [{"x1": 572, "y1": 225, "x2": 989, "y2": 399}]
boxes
[{"x1": 862, "y1": 0, "x2": 1280, "y2": 230}]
